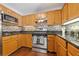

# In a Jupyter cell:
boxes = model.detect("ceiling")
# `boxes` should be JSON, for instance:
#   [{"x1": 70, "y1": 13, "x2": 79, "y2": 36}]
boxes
[{"x1": 2, "y1": 3, "x2": 64, "y2": 16}]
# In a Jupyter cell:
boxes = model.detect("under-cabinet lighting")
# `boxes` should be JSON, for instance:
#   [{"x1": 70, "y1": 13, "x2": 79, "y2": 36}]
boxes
[{"x1": 63, "y1": 18, "x2": 79, "y2": 25}]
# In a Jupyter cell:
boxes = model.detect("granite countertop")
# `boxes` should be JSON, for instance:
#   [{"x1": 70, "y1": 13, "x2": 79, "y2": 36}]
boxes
[
  {"x1": 2, "y1": 31, "x2": 21, "y2": 37},
  {"x1": 2, "y1": 31, "x2": 56, "y2": 36},
  {"x1": 2, "y1": 31, "x2": 79, "y2": 48}
]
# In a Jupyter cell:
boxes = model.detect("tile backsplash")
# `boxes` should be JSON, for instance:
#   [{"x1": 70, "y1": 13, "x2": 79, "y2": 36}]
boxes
[
  {"x1": 48, "y1": 25, "x2": 62, "y2": 31},
  {"x1": 2, "y1": 26, "x2": 22, "y2": 32},
  {"x1": 65, "y1": 21, "x2": 79, "y2": 31}
]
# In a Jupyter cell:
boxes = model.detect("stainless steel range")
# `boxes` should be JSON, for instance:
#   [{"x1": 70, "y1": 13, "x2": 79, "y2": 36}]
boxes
[
  {"x1": 32, "y1": 32, "x2": 47, "y2": 53},
  {"x1": 32, "y1": 13, "x2": 47, "y2": 53}
]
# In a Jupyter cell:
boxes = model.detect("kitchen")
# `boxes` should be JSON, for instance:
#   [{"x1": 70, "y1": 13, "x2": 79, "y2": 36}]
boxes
[{"x1": 0, "y1": 3, "x2": 79, "y2": 56}]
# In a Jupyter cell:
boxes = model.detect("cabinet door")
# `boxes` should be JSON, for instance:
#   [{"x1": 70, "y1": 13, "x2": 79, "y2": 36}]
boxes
[
  {"x1": 68, "y1": 3, "x2": 79, "y2": 20},
  {"x1": 62, "y1": 4, "x2": 68, "y2": 24},
  {"x1": 25, "y1": 34, "x2": 32, "y2": 48},
  {"x1": 22, "y1": 14, "x2": 36, "y2": 26},
  {"x1": 48, "y1": 35, "x2": 55, "y2": 52},
  {"x1": 55, "y1": 35, "x2": 67, "y2": 56},
  {"x1": 56, "y1": 42, "x2": 67, "y2": 56},
  {"x1": 68, "y1": 52, "x2": 73, "y2": 56},
  {"x1": 30, "y1": 15, "x2": 36, "y2": 26},
  {"x1": 3, "y1": 36, "x2": 12, "y2": 56},
  {"x1": 10, "y1": 35, "x2": 17, "y2": 53},
  {"x1": 2, "y1": 6, "x2": 7, "y2": 14},
  {"x1": 54, "y1": 10, "x2": 62, "y2": 25},
  {"x1": 2, "y1": 36, "x2": 17, "y2": 56},
  {"x1": 68, "y1": 43, "x2": 79, "y2": 56},
  {"x1": 17, "y1": 34, "x2": 24, "y2": 48},
  {"x1": 17, "y1": 15, "x2": 22, "y2": 26},
  {"x1": 47, "y1": 11, "x2": 54, "y2": 25},
  {"x1": 0, "y1": 4, "x2": 3, "y2": 10},
  {"x1": 17, "y1": 34, "x2": 32, "y2": 48}
]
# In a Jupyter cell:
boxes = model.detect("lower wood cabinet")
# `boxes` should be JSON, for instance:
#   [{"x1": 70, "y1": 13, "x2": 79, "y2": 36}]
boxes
[
  {"x1": 2, "y1": 34, "x2": 32, "y2": 56},
  {"x1": 48, "y1": 35, "x2": 67, "y2": 56},
  {"x1": 22, "y1": 34, "x2": 32, "y2": 48},
  {"x1": 48, "y1": 35, "x2": 55, "y2": 52},
  {"x1": 16, "y1": 34, "x2": 23, "y2": 48},
  {"x1": 68, "y1": 43, "x2": 79, "y2": 56},
  {"x1": 17, "y1": 34, "x2": 32, "y2": 48},
  {"x1": 56, "y1": 41, "x2": 67, "y2": 56},
  {"x1": 55, "y1": 35, "x2": 67, "y2": 56},
  {"x1": 68, "y1": 52, "x2": 73, "y2": 56},
  {"x1": 2, "y1": 35, "x2": 17, "y2": 56}
]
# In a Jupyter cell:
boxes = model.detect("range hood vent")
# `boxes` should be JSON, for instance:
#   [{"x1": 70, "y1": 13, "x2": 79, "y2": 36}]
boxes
[{"x1": 35, "y1": 13, "x2": 47, "y2": 23}]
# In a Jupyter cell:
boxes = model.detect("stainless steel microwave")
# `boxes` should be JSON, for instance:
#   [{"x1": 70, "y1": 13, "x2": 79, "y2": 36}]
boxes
[{"x1": 1, "y1": 13, "x2": 18, "y2": 23}]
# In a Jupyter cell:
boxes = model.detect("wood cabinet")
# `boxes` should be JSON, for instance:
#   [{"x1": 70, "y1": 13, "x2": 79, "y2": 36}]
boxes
[
  {"x1": 62, "y1": 3, "x2": 79, "y2": 24},
  {"x1": 17, "y1": 34, "x2": 26, "y2": 48},
  {"x1": 68, "y1": 52, "x2": 73, "y2": 56},
  {"x1": 54, "y1": 10, "x2": 62, "y2": 25},
  {"x1": 16, "y1": 15, "x2": 23, "y2": 26},
  {"x1": 22, "y1": 14, "x2": 36, "y2": 26},
  {"x1": 15, "y1": 34, "x2": 23, "y2": 48},
  {"x1": 62, "y1": 4, "x2": 68, "y2": 24},
  {"x1": 68, "y1": 3, "x2": 79, "y2": 20},
  {"x1": 47, "y1": 11, "x2": 54, "y2": 25},
  {"x1": 24, "y1": 34, "x2": 32, "y2": 48},
  {"x1": 0, "y1": 4, "x2": 3, "y2": 10},
  {"x1": 2, "y1": 36, "x2": 17, "y2": 56},
  {"x1": 68, "y1": 43, "x2": 79, "y2": 56},
  {"x1": 56, "y1": 41, "x2": 67, "y2": 56},
  {"x1": 55, "y1": 35, "x2": 67, "y2": 56},
  {"x1": 47, "y1": 10, "x2": 62, "y2": 25},
  {"x1": 17, "y1": 34, "x2": 32, "y2": 48},
  {"x1": 48, "y1": 35, "x2": 55, "y2": 52}
]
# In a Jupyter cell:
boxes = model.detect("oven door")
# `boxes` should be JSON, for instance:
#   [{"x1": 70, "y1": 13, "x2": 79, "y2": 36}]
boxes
[{"x1": 32, "y1": 34, "x2": 47, "y2": 49}]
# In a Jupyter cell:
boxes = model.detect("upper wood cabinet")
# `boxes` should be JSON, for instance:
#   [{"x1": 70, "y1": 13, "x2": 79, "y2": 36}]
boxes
[
  {"x1": 47, "y1": 11, "x2": 54, "y2": 25},
  {"x1": 54, "y1": 10, "x2": 62, "y2": 25},
  {"x1": 0, "y1": 4, "x2": 3, "y2": 10},
  {"x1": 16, "y1": 15, "x2": 22, "y2": 26},
  {"x1": 62, "y1": 3, "x2": 79, "y2": 24},
  {"x1": 22, "y1": 14, "x2": 36, "y2": 26},
  {"x1": 47, "y1": 10, "x2": 62, "y2": 25},
  {"x1": 68, "y1": 3, "x2": 79, "y2": 20},
  {"x1": 62, "y1": 4, "x2": 68, "y2": 24}
]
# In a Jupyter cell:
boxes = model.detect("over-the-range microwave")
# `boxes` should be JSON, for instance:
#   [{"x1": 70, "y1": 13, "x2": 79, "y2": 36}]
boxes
[{"x1": 1, "y1": 13, "x2": 18, "y2": 23}]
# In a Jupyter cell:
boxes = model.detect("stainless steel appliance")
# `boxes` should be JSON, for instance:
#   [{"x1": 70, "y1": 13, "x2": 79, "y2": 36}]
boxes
[
  {"x1": 32, "y1": 32, "x2": 47, "y2": 53},
  {"x1": 2, "y1": 12, "x2": 18, "y2": 26}
]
